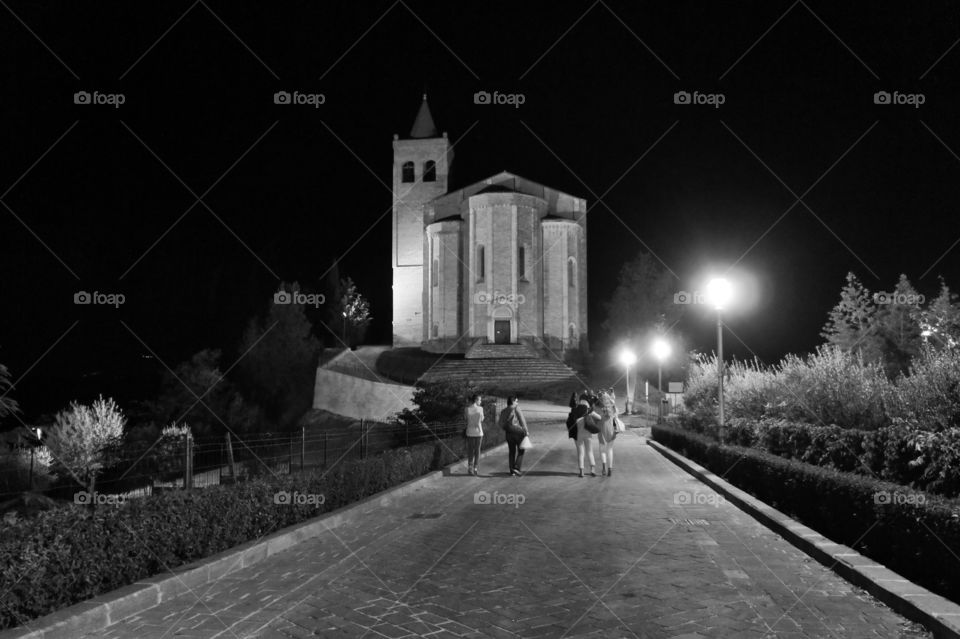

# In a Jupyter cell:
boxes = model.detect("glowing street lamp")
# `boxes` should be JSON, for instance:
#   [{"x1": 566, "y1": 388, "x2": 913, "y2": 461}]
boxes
[
  {"x1": 706, "y1": 277, "x2": 732, "y2": 427},
  {"x1": 651, "y1": 338, "x2": 671, "y2": 423},
  {"x1": 619, "y1": 349, "x2": 637, "y2": 414}
]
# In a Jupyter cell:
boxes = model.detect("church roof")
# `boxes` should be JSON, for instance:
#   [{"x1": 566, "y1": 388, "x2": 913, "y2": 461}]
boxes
[
  {"x1": 410, "y1": 94, "x2": 439, "y2": 138},
  {"x1": 433, "y1": 170, "x2": 586, "y2": 206}
]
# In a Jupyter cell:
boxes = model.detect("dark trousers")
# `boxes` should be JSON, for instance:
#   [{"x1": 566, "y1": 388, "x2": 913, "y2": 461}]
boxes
[{"x1": 507, "y1": 435, "x2": 525, "y2": 471}]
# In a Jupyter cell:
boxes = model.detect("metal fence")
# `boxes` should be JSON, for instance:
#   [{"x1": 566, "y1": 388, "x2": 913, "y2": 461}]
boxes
[{"x1": 1, "y1": 398, "x2": 508, "y2": 504}]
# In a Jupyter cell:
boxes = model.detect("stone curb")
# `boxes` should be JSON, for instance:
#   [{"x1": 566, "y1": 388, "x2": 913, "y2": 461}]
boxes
[
  {"x1": 648, "y1": 438, "x2": 960, "y2": 639},
  {"x1": 0, "y1": 441, "x2": 508, "y2": 639}
]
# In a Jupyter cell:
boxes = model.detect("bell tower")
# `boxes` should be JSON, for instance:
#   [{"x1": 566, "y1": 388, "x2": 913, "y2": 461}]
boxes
[{"x1": 392, "y1": 95, "x2": 454, "y2": 346}]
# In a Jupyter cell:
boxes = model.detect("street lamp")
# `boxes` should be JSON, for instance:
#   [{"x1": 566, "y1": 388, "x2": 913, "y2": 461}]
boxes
[
  {"x1": 706, "y1": 277, "x2": 733, "y2": 428},
  {"x1": 651, "y1": 338, "x2": 671, "y2": 423},
  {"x1": 619, "y1": 349, "x2": 637, "y2": 415},
  {"x1": 342, "y1": 311, "x2": 347, "y2": 346}
]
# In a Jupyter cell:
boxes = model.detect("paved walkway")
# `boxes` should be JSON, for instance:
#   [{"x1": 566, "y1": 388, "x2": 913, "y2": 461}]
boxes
[{"x1": 83, "y1": 422, "x2": 929, "y2": 639}]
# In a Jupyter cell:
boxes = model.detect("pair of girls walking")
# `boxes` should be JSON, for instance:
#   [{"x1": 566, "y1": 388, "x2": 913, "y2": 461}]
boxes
[
  {"x1": 567, "y1": 390, "x2": 619, "y2": 477},
  {"x1": 464, "y1": 394, "x2": 529, "y2": 476}
]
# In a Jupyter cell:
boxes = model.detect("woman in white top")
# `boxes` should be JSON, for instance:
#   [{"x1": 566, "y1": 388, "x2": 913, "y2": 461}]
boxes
[
  {"x1": 596, "y1": 389, "x2": 618, "y2": 476},
  {"x1": 464, "y1": 394, "x2": 485, "y2": 476}
]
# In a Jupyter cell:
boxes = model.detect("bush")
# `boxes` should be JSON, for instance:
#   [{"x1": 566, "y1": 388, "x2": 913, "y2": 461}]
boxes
[
  {"x1": 889, "y1": 347, "x2": 960, "y2": 432},
  {"x1": 684, "y1": 347, "x2": 892, "y2": 431},
  {"x1": 0, "y1": 428, "x2": 502, "y2": 630},
  {"x1": 652, "y1": 424, "x2": 960, "y2": 604}
]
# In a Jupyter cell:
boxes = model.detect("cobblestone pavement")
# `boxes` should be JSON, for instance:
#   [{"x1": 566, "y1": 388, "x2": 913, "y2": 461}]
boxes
[{"x1": 85, "y1": 421, "x2": 931, "y2": 639}]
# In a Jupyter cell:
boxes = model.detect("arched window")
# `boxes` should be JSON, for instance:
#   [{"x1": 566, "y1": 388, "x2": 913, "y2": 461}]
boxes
[
  {"x1": 423, "y1": 160, "x2": 436, "y2": 182},
  {"x1": 401, "y1": 161, "x2": 414, "y2": 183},
  {"x1": 432, "y1": 324, "x2": 439, "y2": 338},
  {"x1": 518, "y1": 245, "x2": 526, "y2": 280},
  {"x1": 477, "y1": 245, "x2": 485, "y2": 281},
  {"x1": 432, "y1": 259, "x2": 439, "y2": 286},
  {"x1": 569, "y1": 324, "x2": 577, "y2": 343},
  {"x1": 568, "y1": 257, "x2": 576, "y2": 288}
]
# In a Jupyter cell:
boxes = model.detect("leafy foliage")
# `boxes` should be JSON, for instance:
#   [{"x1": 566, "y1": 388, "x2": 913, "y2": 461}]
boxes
[
  {"x1": 45, "y1": 396, "x2": 125, "y2": 493},
  {"x1": 0, "y1": 355, "x2": 20, "y2": 424}
]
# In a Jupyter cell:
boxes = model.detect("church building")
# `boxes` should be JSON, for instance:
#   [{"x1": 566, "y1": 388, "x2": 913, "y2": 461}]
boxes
[{"x1": 391, "y1": 96, "x2": 588, "y2": 355}]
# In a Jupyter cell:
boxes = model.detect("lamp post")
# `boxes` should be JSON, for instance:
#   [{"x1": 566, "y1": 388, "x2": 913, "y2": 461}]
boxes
[
  {"x1": 29, "y1": 427, "x2": 41, "y2": 491},
  {"x1": 341, "y1": 311, "x2": 347, "y2": 346},
  {"x1": 619, "y1": 349, "x2": 637, "y2": 415},
  {"x1": 706, "y1": 277, "x2": 733, "y2": 428},
  {"x1": 651, "y1": 338, "x2": 671, "y2": 423}
]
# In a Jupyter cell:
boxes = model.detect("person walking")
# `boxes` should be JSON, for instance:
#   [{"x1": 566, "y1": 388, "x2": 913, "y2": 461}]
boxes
[
  {"x1": 597, "y1": 389, "x2": 618, "y2": 476},
  {"x1": 499, "y1": 395, "x2": 529, "y2": 476},
  {"x1": 464, "y1": 394, "x2": 485, "y2": 476},
  {"x1": 573, "y1": 394, "x2": 601, "y2": 477}
]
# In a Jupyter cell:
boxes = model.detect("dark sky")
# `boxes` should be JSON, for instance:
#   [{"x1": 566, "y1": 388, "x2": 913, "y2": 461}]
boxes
[{"x1": 3, "y1": 1, "x2": 960, "y2": 417}]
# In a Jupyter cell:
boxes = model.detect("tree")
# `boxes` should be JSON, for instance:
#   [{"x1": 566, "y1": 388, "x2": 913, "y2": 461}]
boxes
[
  {"x1": 821, "y1": 272, "x2": 883, "y2": 365},
  {"x1": 236, "y1": 282, "x2": 322, "y2": 428},
  {"x1": 134, "y1": 349, "x2": 259, "y2": 440},
  {"x1": 0, "y1": 356, "x2": 20, "y2": 424},
  {"x1": 45, "y1": 396, "x2": 125, "y2": 496},
  {"x1": 873, "y1": 274, "x2": 923, "y2": 376},
  {"x1": 918, "y1": 277, "x2": 960, "y2": 349},
  {"x1": 603, "y1": 252, "x2": 679, "y2": 341},
  {"x1": 338, "y1": 277, "x2": 372, "y2": 349}
]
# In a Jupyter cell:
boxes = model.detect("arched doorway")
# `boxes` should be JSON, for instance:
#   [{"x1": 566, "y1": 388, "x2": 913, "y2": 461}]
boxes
[{"x1": 492, "y1": 306, "x2": 513, "y2": 344}]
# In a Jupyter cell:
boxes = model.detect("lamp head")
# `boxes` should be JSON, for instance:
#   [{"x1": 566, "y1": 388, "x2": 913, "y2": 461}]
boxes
[
  {"x1": 652, "y1": 338, "x2": 671, "y2": 362},
  {"x1": 706, "y1": 277, "x2": 733, "y2": 310}
]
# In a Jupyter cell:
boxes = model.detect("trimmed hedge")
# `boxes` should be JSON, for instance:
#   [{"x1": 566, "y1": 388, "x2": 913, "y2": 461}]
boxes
[
  {"x1": 653, "y1": 424, "x2": 960, "y2": 604},
  {"x1": 0, "y1": 429, "x2": 502, "y2": 631},
  {"x1": 700, "y1": 416, "x2": 960, "y2": 499}
]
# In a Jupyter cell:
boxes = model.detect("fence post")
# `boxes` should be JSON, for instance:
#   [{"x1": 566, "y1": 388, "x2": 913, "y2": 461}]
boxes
[
  {"x1": 225, "y1": 433, "x2": 237, "y2": 481},
  {"x1": 301, "y1": 427, "x2": 305, "y2": 472},
  {"x1": 288, "y1": 432, "x2": 293, "y2": 475},
  {"x1": 184, "y1": 432, "x2": 194, "y2": 490}
]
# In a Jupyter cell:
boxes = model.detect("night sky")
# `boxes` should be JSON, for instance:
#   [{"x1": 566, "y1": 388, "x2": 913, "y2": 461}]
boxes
[{"x1": 3, "y1": 1, "x2": 960, "y2": 418}]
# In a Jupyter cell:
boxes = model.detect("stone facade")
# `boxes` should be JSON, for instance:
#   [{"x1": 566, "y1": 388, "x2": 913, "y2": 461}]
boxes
[{"x1": 391, "y1": 96, "x2": 588, "y2": 354}]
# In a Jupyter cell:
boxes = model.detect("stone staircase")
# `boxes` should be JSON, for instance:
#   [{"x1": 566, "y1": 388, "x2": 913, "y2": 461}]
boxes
[
  {"x1": 464, "y1": 342, "x2": 539, "y2": 359},
  {"x1": 419, "y1": 354, "x2": 579, "y2": 388}
]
